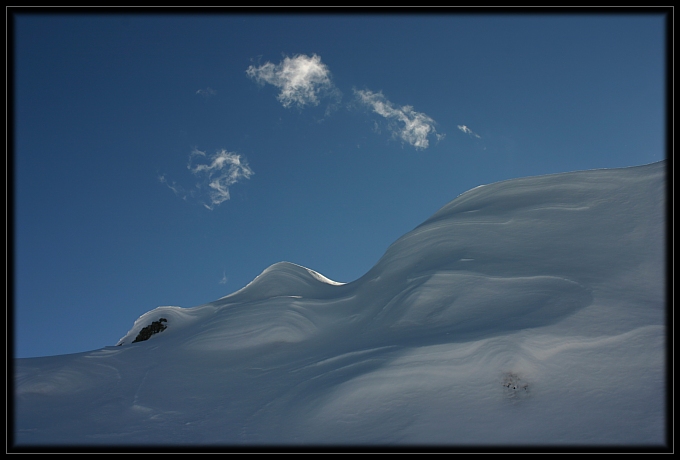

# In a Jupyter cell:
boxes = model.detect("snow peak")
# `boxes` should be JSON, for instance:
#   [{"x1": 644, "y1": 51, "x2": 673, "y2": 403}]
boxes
[{"x1": 132, "y1": 318, "x2": 168, "y2": 343}]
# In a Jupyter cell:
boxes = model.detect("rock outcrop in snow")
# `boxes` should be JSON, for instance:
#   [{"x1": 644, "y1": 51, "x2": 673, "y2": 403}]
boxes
[{"x1": 131, "y1": 318, "x2": 168, "y2": 343}]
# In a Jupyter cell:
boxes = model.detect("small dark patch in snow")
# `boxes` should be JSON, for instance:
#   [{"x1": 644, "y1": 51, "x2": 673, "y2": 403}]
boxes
[
  {"x1": 501, "y1": 372, "x2": 529, "y2": 400},
  {"x1": 132, "y1": 318, "x2": 168, "y2": 343}
]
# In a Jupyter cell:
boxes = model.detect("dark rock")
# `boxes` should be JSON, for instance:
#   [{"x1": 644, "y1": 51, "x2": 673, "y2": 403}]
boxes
[{"x1": 132, "y1": 318, "x2": 168, "y2": 343}]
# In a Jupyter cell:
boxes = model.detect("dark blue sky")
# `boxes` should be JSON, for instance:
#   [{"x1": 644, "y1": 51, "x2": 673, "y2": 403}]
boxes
[{"x1": 13, "y1": 11, "x2": 667, "y2": 358}]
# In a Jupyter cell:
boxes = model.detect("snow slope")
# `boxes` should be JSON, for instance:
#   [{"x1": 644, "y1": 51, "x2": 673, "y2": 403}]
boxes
[{"x1": 13, "y1": 161, "x2": 667, "y2": 447}]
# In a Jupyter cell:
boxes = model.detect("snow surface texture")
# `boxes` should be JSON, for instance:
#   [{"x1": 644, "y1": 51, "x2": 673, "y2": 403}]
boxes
[{"x1": 14, "y1": 161, "x2": 666, "y2": 447}]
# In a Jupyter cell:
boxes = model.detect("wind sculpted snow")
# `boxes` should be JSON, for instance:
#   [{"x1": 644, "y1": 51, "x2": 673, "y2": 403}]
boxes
[{"x1": 13, "y1": 161, "x2": 666, "y2": 447}]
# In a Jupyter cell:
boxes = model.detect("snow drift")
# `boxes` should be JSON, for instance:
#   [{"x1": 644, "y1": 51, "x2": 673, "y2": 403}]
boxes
[{"x1": 13, "y1": 161, "x2": 667, "y2": 447}]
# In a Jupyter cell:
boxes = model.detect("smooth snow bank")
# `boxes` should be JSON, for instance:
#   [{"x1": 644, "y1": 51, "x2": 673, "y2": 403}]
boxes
[{"x1": 14, "y1": 161, "x2": 667, "y2": 447}]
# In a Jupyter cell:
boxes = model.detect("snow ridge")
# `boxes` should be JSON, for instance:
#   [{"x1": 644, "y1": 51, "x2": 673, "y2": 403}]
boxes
[{"x1": 14, "y1": 161, "x2": 666, "y2": 446}]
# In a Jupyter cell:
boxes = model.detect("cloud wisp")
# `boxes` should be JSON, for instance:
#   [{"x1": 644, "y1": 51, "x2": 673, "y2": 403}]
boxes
[
  {"x1": 188, "y1": 148, "x2": 254, "y2": 210},
  {"x1": 354, "y1": 89, "x2": 443, "y2": 150},
  {"x1": 159, "y1": 174, "x2": 191, "y2": 201},
  {"x1": 458, "y1": 125, "x2": 481, "y2": 139},
  {"x1": 246, "y1": 54, "x2": 338, "y2": 109},
  {"x1": 196, "y1": 87, "x2": 217, "y2": 98}
]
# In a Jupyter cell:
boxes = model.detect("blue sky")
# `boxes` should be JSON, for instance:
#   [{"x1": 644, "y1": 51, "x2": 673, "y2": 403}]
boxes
[{"x1": 12, "y1": 11, "x2": 667, "y2": 358}]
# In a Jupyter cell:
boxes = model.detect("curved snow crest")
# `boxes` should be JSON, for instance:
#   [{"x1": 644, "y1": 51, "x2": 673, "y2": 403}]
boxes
[
  {"x1": 418, "y1": 160, "x2": 665, "y2": 230},
  {"x1": 219, "y1": 261, "x2": 345, "y2": 303},
  {"x1": 367, "y1": 160, "x2": 665, "y2": 286}
]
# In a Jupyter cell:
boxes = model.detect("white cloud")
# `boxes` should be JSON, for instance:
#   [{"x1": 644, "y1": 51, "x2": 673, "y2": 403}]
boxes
[
  {"x1": 219, "y1": 270, "x2": 228, "y2": 285},
  {"x1": 457, "y1": 125, "x2": 481, "y2": 138},
  {"x1": 354, "y1": 89, "x2": 441, "y2": 150},
  {"x1": 246, "y1": 54, "x2": 337, "y2": 108},
  {"x1": 188, "y1": 148, "x2": 254, "y2": 210}
]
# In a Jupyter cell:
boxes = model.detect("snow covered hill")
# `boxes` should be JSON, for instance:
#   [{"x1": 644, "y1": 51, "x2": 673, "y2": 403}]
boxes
[{"x1": 13, "y1": 161, "x2": 667, "y2": 448}]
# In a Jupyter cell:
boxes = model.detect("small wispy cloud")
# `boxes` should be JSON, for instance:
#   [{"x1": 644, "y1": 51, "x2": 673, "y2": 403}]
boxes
[
  {"x1": 458, "y1": 125, "x2": 481, "y2": 139},
  {"x1": 196, "y1": 87, "x2": 217, "y2": 98},
  {"x1": 246, "y1": 54, "x2": 338, "y2": 108},
  {"x1": 219, "y1": 270, "x2": 228, "y2": 285},
  {"x1": 188, "y1": 148, "x2": 254, "y2": 210},
  {"x1": 159, "y1": 174, "x2": 190, "y2": 200},
  {"x1": 161, "y1": 148, "x2": 253, "y2": 210},
  {"x1": 354, "y1": 89, "x2": 443, "y2": 150}
]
